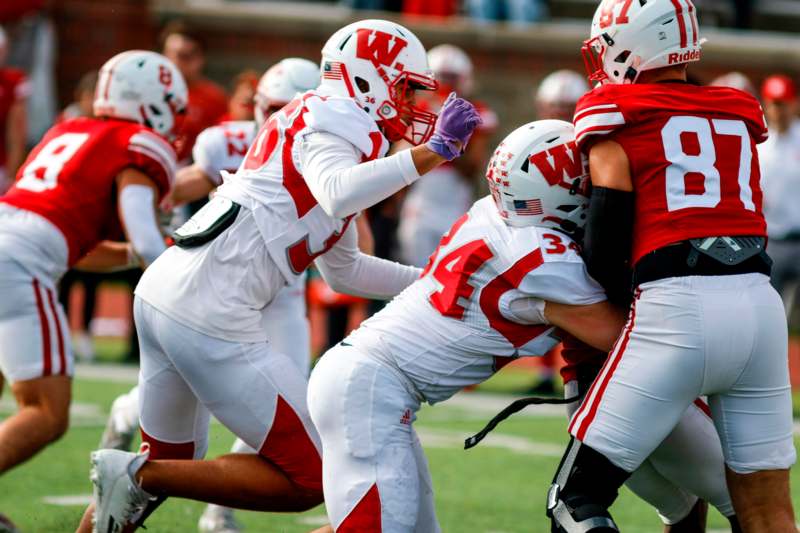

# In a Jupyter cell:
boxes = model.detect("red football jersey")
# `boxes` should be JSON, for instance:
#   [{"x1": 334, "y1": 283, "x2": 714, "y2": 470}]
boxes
[
  {"x1": 574, "y1": 83, "x2": 769, "y2": 265},
  {"x1": 1, "y1": 117, "x2": 175, "y2": 266},
  {"x1": 559, "y1": 334, "x2": 606, "y2": 385},
  {"x1": 0, "y1": 67, "x2": 31, "y2": 167}
]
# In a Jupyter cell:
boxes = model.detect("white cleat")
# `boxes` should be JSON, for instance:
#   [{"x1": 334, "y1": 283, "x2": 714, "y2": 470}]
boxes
[
  {"x1": 99, "y1": 388, "x2": 140, "y2": 451},
  {"x1": 90, "y1": 446, "x2": 154, "y2": 533},
  {"x1": 99, "y1": 413, "x2": 137, "y2": 451},
  {"x1": 198, "y1": 505, "x2": 243, "y2": 533}
]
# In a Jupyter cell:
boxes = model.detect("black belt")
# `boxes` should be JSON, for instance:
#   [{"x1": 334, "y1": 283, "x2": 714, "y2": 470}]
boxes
[{"x1": 633, "y1": 239, "x2": 772, "y2": 287}]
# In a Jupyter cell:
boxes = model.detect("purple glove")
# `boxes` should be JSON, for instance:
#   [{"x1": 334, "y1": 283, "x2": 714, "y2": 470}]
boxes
[{"x1": 426, "y1": 92, "x2": 483, "y2": 161}]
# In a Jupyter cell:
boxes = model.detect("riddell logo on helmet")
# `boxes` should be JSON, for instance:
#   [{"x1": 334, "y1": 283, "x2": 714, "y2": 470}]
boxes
[
  {"x1": 355, "y1": 29, "x2": 408, "y2": 67},
  {"x1": 668, "y1": 49, "x2": 701, "y2": 64}
]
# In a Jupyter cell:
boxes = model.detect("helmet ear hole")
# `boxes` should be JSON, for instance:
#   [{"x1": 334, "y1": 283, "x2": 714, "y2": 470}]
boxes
[{"x1": 355, "y1": 76, "x2": 370, "y2": 94}]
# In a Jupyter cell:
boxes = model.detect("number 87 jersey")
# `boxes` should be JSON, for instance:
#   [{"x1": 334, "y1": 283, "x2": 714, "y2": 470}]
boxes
[
  {"x1": 574, "y1": 83, "x2": 769, "y2": 266},
  {"x1": 346, "y1": 196, "x2": 606, "y2": 404}
]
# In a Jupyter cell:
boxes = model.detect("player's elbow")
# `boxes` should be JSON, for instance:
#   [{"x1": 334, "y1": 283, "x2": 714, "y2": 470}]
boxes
[
  {"x1": 319, "y1": 266, "x2": 360, "y2": 296},
  {"x1": 132, "y1": 240, "x2": 166, "y2": 268},
  {"x1": 316, "y1": 197, "x2": 351, "y2": 220}
]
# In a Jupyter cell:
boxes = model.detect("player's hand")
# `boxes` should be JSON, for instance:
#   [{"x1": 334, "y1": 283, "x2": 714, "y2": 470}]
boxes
[{"x1": 426, "y1": 92, "x2": 482, "y2": 161}]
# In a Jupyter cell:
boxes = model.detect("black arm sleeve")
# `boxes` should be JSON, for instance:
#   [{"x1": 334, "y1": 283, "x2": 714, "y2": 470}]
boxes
[{"x1": 583, "y1": 186, "x2": 635, "y2": 307}]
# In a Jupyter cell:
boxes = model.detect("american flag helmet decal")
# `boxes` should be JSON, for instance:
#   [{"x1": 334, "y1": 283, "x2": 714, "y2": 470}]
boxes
[{"x1": 323, "y1": 61, "x2": 344, "y2": 80}]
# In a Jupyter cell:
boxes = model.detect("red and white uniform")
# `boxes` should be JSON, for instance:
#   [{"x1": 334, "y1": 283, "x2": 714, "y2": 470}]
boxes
[
  {"x1": 562, "y1": 338, "x2": 733, "y2": 524},
  {"x1": 307, "y1": 196, "x2": 604, "y2": 532},
  {"x1": 574, "y1": 83, "x2": 768, "y2": 265},
  {"x1": 0, "y1": 117, "x2": 174, "y2": 382},
  {"x1": 398, "y1": 100, "x2": 498, "y2": 267},
  {"x1": 133, "y1": 89, "x2": 423, "y2": 490},
  {"x1": 569, "y1": 83, "x2": 795, "y2": 475},
  {"x1": 0, "y1": 67, "x2": 31, "y2": 184},
  {"x1": 192, "y1": 119, "x2": 310, "y2": 373},
  {"x1": 192, "y1": 120, "x2": 255, "y2": 185}
]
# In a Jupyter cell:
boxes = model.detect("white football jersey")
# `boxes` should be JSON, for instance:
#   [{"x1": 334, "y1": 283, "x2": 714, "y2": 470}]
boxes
[
  {"x1": 192, "y1": 121, "x2": 257, "y2": 186},
  {"x1": 216, "y1": 89, "x2": 389, "y2": 283},
  {"x1": 136, "y1": 89, "x2": 392, "y2": 342},
  {"x1": 346, "y1": 196, "x2": 606, "y2": 404}
]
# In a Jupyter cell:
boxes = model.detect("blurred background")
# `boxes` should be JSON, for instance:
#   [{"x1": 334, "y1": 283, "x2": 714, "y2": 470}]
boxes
[{"x1": 3, "y1": 0, "x2": 800, "y2": 392}]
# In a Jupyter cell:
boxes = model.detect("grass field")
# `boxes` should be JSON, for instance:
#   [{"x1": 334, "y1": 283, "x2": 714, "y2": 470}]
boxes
[{"x1": 1, "y1": 360, "x2": 800, "y2": 532}]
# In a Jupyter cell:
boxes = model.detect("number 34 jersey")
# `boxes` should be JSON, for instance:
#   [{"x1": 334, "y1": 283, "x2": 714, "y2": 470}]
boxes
[
  {"x1": 1, "y1": 117, "x2": 176, "y2": 267},
  {"x1": 574, "y1": 83, "x2": 769, "y2": 265},
  {"x1": 346, "y1": 196, "x2": 606, "y2": 404}
]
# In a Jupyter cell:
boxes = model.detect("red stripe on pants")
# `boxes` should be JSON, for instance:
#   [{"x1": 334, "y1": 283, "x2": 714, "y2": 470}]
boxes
[
  {"x1": 45, "y1": 287, "x2": 66, "y2": 375},
  {"x1": 32, "y1": 279, "x2": 51, "y2": 377},
  {"x1": 570, "y1": 290, "x2": 641, "y2": 440},
  {"x1": 338, "y1": 483, "x2": 382, "y2": 532},
  {"x1": 140, "y1": 428, "x2": 195, "y2": 460},
  {"x1": 693, "y1": 398, "x2": 712, "y2": 419},
  {"x1": 258, "y1": 395, "x2": 322, "y2": 492}
]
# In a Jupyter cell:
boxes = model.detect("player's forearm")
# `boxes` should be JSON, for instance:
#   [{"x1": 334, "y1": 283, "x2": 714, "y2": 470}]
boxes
[
  {"x1": 544, "y1": 301, "x2": 627, "y2": 353},
  {"x1": 409, "y1": 145, "x2": 448, "y2": 176},
  {"x1": 308, "y1": 147, "x2": 423, "y2": 219},
  {"x1": 6, "y1": 100, "x2": 26, "y2": 178},
  {"x1": 316, "y1": 252, "x2": 421, "y2": 300},
  {"x1": 171, "y1": 165, "x2": 216, "y2": 206},
  {"x1": 315, "y1": 226, "x2": 420, "y2": 299},
  {"x1": 74, "y1": 242, "x2": 138, "y2": 272}
]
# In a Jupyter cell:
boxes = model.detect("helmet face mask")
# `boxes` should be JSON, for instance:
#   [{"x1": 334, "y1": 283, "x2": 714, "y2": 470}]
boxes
[
  {"x1": 320, "y1": 19, "x2": 439, "y2": 145},
  {"x1": 581, "y1": 35, "x2": 612, "y2": 84},
  {"x1": 377, "y1": 71, "x2": 438, "y2": 145}
]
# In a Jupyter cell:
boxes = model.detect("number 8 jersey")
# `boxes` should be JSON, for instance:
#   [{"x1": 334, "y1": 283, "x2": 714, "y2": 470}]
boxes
[
  {"x1": 1, "y1": 117, "x2": 175, "y2": 267},
  {"x1": 573, "y1": 83, "x2": 769, "y2": 265},
  {"x1": 345, "y1": 196, "x2": 605, "y2": 404}
]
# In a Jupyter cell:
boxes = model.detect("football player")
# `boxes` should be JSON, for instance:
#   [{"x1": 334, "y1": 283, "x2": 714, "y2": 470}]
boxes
[
  {"x1": 79, "y1": 19, "x2": 482, "y2": 533},
  {"x1": 308, "y1": 120, "x2": 621, "y2": 532},
  {"x1": 0, "y1": 50, "x2": 185, "y2": 475},
  {"x1": 0, "y1": 25, "x2": 30, "y2": 194},
  {"x1": 758, "y1": 75, "x2": 800, "y2": 317},
  {"x1": 308, "y1": 121, "x2": 738, "y2": 532},
  {"x1": 534, "y1": 69, "x2": 589, "y2": 122},
  {"x1": 398, "y1": 43, "x2": 497, "y2": 267},
  {"x1": 548, "y1": 1, "x2": 796, "y2": 531},
  {"x1": 529, "y1": 69, "x2": 590, "y2": 395},
  {"x1": 92, "y1": 57, "x2": 319, "y2": 533}
]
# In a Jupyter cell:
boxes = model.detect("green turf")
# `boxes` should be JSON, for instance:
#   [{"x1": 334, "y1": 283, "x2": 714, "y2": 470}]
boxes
[{"x1": 1, "y1": 377, "x2": 799, "y2": 532}]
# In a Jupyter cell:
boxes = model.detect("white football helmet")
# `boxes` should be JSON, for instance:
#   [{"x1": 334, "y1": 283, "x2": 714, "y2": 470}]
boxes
[
  {"x1": 254, "y1": 57, "x2": 321, "y2": 127},
  {"x1": 427, "y1": 44, "x2": 474, "y2": 96},
  {"x1": 94, "y1": 50, "x2": 188, "y2": 140},
  {"x1": 535, "y1": 70, "x2": 590, "y2": 121},
  {"x1": 486, "y1": 120, "x2": 590, "y2": 238},
  {"x1": 709, "y1": 71, "x2": 756, "y2": 96},
  {"x1": 583, "y1": 0, "x2": 702, "y2": 85},
  {"x1": 320, "y1": 19, "x2": 438, "y2": 145}
]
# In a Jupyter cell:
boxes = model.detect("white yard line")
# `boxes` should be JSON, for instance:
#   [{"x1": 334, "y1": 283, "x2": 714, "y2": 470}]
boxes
[
  {"x1": 74, "y1": 363, "x2": 139, "y2": 383},
  {"x1": 417, "y1": 427, "x2": 563, "y2": 457},
  {"x1": 42, "y1": 494, "x2": 93, "y2": 506},
  {"x1": 443, "y1": 391, "x2": 566, "y2": 418}
]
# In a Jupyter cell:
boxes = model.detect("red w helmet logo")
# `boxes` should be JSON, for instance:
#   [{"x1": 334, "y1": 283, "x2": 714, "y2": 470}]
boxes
[
  {"x1": 529, "y1": 142, "x2": 587, "y2": 192},
  {"x1": 355, "y1": 28, "x2": 408, "y2": 68}
]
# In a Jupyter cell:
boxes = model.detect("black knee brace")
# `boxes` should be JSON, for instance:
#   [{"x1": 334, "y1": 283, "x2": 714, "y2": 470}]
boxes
[{"x1": 547, "y1": 438, "x2": 630, "y2": 533}]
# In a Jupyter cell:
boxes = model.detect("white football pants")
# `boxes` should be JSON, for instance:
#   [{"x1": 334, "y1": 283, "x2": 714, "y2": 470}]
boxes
[{"x1": 569, "y1": 273, "x2": 796, "y2": 475}]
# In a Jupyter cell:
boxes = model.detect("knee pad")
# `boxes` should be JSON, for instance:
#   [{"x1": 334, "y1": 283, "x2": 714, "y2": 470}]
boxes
[{"x1": 547, "y1": 438, "x2": 629, "y2": 532}]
